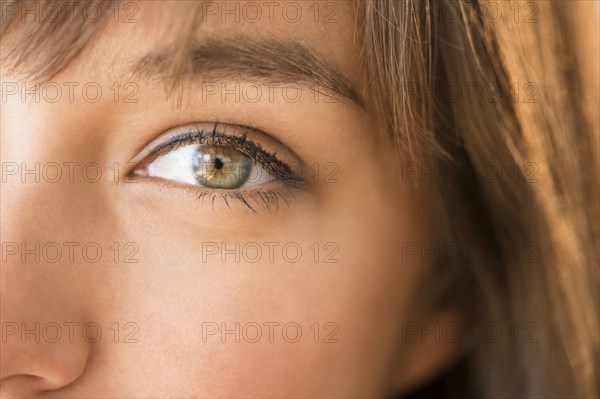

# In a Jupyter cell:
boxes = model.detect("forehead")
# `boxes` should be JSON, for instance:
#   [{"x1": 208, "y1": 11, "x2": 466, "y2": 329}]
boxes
[{"x1": 33, "y1": 0, "x2": 362, "y2": 84}]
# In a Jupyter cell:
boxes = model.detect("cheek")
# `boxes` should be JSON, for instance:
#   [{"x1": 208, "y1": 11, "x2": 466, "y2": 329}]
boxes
[{"x1": 99, "y1": 162, "x2": 426, "y2": 397}]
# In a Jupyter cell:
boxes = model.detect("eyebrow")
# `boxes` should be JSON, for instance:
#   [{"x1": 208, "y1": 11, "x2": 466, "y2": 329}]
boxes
[{"x1": 131, "y1": 37, "x2": 364, "y2": 108}]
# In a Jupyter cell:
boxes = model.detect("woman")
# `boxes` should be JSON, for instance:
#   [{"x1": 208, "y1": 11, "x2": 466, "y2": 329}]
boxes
[{"x1": 0, "y1": 0, "x2": 597, "y2": 397}]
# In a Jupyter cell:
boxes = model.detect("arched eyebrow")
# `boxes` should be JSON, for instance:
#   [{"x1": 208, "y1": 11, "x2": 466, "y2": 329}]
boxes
[{"x1": 130, "y1": 37, "x2": 365, "y2": 108}]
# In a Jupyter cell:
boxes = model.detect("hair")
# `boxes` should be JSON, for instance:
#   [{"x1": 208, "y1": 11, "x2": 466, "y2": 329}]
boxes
[
  {"x1": 2, "y1": 0, "x2": 598, "y2": 397},
  {"x1": 361, "y1": 1, "x2": 599, "y2": 397}
]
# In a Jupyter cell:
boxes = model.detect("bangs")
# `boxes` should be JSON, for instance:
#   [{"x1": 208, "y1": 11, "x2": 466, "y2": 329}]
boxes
[{"x1": 0, "y1": 0, "x2": 202, "y2": 83}]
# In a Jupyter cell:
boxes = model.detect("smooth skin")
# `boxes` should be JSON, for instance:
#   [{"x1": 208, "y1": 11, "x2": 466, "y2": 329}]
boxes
[{"x1": 0, "y1": 1, "x2": 462, "y2": 397}]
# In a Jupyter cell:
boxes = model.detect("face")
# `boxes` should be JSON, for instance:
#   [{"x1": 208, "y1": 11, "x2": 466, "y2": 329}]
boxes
[{"x1": 1, "y1": 1, "x2": 460, "y2": 396}]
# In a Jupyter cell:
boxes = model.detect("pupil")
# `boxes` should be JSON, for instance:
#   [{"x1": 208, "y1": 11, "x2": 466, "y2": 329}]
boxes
[{"x1": 213, "y1": 157, "x2": 225, "y2": 169}]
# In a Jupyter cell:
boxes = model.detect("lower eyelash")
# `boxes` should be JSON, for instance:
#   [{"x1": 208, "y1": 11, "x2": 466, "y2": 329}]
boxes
[
  {"x1": 196, "y1": 188, "x2": 297, "y2": 213},
  {"x1": 132, "y1": 173, "x2": 301, "y2": 213}
]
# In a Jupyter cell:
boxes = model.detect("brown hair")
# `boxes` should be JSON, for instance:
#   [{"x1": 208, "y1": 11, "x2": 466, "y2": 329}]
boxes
[
  {"x1": 361, "y1": 1, "x2": 598, "y2": 397},
  {"x1": 2, "y1": 0, "x2": 597, "y2": 397}
]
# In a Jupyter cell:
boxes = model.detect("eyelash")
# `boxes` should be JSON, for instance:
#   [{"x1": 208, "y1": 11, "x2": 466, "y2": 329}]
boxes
[{"x1": 132, "y1": 124, "x2": 305, "y2": 213}]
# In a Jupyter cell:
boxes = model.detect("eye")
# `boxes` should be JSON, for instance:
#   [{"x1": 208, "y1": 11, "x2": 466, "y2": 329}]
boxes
[
  {"x1": 139, "y1": 143, "x2": 273, "y2": 189},
  {"x1": 132, "y1": 123, "x2": 304, "y2": 193}
]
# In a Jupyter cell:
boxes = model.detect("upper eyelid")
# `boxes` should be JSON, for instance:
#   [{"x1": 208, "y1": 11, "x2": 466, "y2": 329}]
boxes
[{"x1": 145, "y1": 130, "x2": 277, "y2": 169}]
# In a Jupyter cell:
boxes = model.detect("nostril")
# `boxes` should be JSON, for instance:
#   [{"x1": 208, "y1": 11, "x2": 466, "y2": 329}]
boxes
[
  {"x1": 0, "y1": 338, "x2": 90, "y2": 395},
  {"x1": 0, "y1": 374, "x2": 52, "y2": 396}
]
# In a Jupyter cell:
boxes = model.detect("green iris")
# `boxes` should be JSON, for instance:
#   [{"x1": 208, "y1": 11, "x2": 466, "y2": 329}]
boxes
[{"x1": 192, "y1": 145, "x2": 252, "y2": 189}]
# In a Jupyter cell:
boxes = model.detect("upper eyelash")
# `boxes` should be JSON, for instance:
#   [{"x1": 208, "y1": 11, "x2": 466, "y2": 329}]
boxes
[{"x1": 142, "y1": 124, "x2": 305, "y2": 186}]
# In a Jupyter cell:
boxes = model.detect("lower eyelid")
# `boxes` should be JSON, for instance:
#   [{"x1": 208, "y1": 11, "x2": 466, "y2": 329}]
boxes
[
  {"x1": 133, "y1": 174, "x2": 302, "y2": 213},
  {"x1": 202, "y1": 190, "x2": 296, "y2": 213}
]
